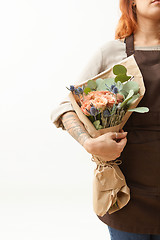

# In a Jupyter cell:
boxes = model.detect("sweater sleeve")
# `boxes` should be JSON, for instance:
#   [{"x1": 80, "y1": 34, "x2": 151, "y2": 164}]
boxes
[{"x1": 50, "y1": 47, "x2": 103, "y2": 130}]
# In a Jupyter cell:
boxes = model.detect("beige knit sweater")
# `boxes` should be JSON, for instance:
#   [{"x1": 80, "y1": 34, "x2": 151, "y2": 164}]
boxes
[{"x1": 50, "y1": 39, "x2": 160, "y2": 129}]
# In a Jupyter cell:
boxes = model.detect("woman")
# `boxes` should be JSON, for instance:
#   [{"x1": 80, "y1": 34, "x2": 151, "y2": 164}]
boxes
[{"x1": 51, "y1": 0, "x2": 160, "y2": 239}]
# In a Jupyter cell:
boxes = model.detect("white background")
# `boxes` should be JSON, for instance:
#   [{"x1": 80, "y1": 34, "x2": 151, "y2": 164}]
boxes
[{"x1": 0, "y1": 0, "x2": 120, "y2": 239}]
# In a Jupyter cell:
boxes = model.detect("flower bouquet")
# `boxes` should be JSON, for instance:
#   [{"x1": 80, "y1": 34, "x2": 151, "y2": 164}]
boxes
[{"x1": 67, "y1": 55, "x2": 149, "y2": 216}]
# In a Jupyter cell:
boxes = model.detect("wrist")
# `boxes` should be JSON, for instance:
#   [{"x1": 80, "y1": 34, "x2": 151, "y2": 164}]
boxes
[{"x1": 83, "y1": 137, "x2": 95, "y2": 154}]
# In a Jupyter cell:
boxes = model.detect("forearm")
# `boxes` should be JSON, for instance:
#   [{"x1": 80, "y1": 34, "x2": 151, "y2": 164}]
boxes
[
  {"x1": 61, "y1": 111, "x2": 91, "y2": 148},
  {"x1": 61, "y1": 111, "x2": 127, "y2": 161}
]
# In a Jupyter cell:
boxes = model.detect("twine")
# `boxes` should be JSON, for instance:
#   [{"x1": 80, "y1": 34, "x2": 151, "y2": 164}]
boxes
[{"x1": 91, "y1": 155, "x2": 123, "y2": 181}]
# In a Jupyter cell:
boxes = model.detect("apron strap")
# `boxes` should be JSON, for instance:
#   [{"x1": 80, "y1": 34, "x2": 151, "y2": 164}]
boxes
[{"x1": 125, "y1": 33, "x2": 135, "y2": 57}]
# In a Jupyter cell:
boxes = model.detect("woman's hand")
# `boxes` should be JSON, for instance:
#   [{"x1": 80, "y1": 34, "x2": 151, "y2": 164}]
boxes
[
  {"x1": 84, "y1": 130, "x2": 128, "y2": 162},
  {"x1": 62, "y1": 112, "x2": 127, "y2": 162}
]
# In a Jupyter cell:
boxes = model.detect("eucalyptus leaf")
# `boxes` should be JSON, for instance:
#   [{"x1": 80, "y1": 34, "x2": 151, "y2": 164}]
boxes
[
  {"x1": 104, "y1": 78, "x2": 115, "y2": 86},
  {"x1": 97, "y1": 78, "x2": 115, "y2": 91},
  {"x1": 87, "y1": 80, "x2": 97, "y2": 90},
  {"x1": 128, "y1": 107, "x2": 149, "y2": 113},
  {"x1": 116, "y1": 81, "x2": 123, "y2": 91},
  {"x1": 126, "y1": 93, "x2": 140, "y2": 106},
  {"x1": 113, "y1": 65, "x2": 127, "y2": 75},
  {"x1": 115, "y1": 74, "x2": 131, "y2": 83},
  {"x1": 119, "y1": 89, "x2": 128, "y2": 98},
  {"x1": 123, "y1": 81, "x2": 139, "y2": 94},
  {"x1": 84, "y1": 87, "x2": 91, "y2": 95},
  {"x1": 120, "y1": 89, "x2": 134, "y2": 108},
  {"x1": 96, "y1": 78, "x2": 104, "y2": 87}
]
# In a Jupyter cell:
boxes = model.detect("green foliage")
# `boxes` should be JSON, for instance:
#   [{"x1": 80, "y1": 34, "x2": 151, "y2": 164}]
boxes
[
  {"x1": 120, "y1": 89, "x2": 134, "y2": 108},
  {"x1": 96, "y1": 78, "x2": 104, "y2": 86},
  {"x1": 123, "y1": 81, "x2": 139, "y2": 95},
  {"x1": 119, "y1": 89, "x2": 128, "y2": 98},
  {"x1": 128, "y1": 107, "x2": 149, "y2": 113},
  {"x1": 84, "y1": 87, "x2": 91, "y2": 95},
  {"x1": 111, "y1": 104, "x2": 117, "y2": 115},
  {"x1": 93, "y1": 120, "x2": 103, "y2": 130},
  {"x1": 115, "y1": 74, "x2": 131, "y2": 83},
  {"x1": 80, "y1": 63, "x2": 149, "y2": 127},
  {"x1": 113, "y1": 64, "x2": 131, "y2": 83},
  {"x1": 113, "y1": 65, "x2": 127, "y2": 75},
  {"x1": 88, "y1": 115, "x2": 95, "y2": 122},
  {"x1": 97, "y1": 78, "x2": 115, "y2": 91},
  {"x1": 126, "y1": 93, "x2": 139, "y2": 106},
  {"x1": 87, "y1": 80, "x2": 97, "y2": 90},
  {"x1": 116, "y1": 81, "x2": 123, "y2": 91}
]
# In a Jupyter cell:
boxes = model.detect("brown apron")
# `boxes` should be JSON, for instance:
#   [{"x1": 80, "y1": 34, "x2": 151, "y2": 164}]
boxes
[{"x1": 97, "y1": 34, "x2": 160, "y2": 234}]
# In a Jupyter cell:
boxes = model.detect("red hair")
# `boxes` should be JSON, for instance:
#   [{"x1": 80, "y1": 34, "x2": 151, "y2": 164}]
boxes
[{"x1": 115, "y1": 0, "x2": 138, "y2": 39}]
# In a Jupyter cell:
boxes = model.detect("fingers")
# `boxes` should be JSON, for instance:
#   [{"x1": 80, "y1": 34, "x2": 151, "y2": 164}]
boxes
[
  {"x1": 117, "y1": 131, "x2": 128, "y2": 139},
  {"x1": 117, "y1": 137, "x2": 127, "y2": 152},
  {"x1": 119, "y1": 129, "x2": 124, "y2": 133},
  {"x1": 112, "y1": 131, "x2": 128, "y2": 140}
]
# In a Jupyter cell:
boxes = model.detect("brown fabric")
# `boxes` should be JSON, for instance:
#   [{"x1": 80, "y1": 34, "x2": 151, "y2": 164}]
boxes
[{"x1": 97, "y1": 34, "x2": 160, "y2": 234}]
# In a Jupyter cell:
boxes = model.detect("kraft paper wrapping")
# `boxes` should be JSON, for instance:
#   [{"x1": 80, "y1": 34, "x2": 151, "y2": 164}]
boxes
[{"x1": 69, "y1": 55, "x2": 145, "y2": 217}]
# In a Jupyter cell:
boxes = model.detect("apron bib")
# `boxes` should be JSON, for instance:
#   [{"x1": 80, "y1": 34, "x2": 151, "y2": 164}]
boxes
[
  {"x1": 97, "y1": 34, "x2": 160, "y2": 234},
  {"x1": 121, "y1": 34, "x2": 160, "y2": 192}
]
